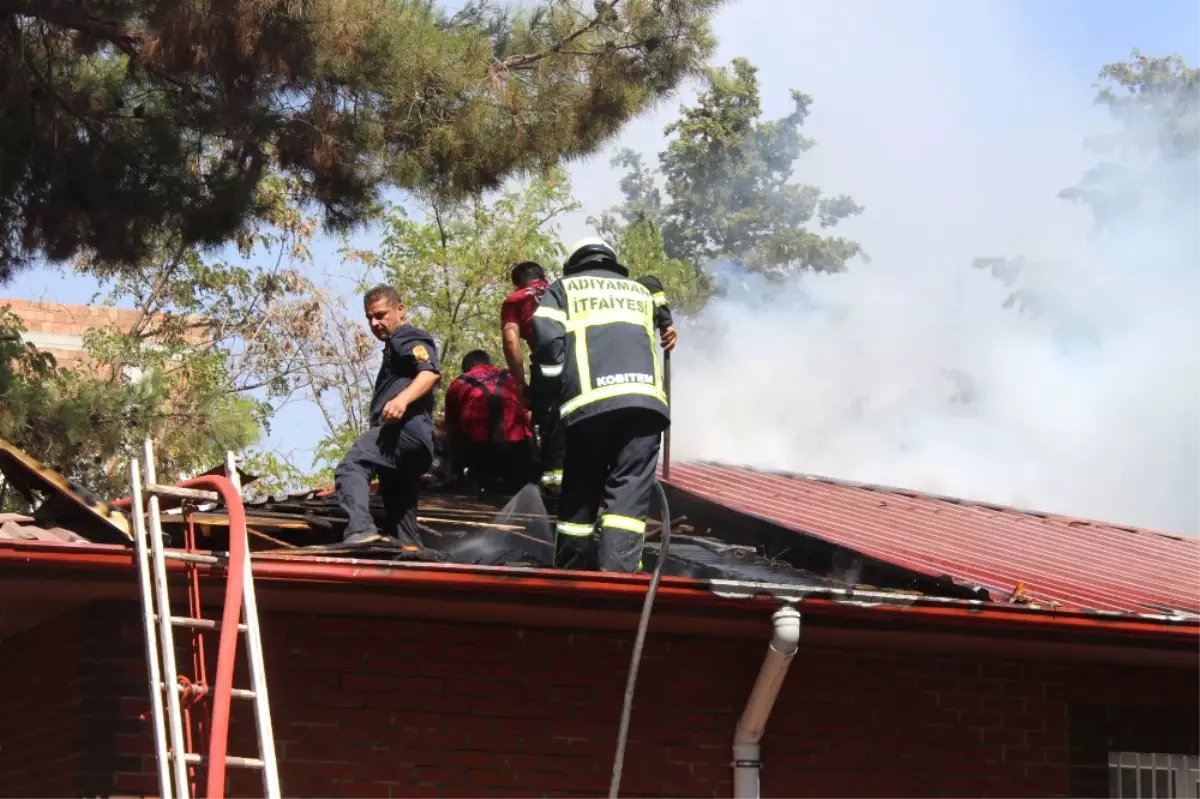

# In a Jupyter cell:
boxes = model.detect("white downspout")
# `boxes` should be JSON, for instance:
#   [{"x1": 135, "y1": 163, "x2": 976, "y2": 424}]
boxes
[{"x1": 732, "y1": 605, "x2": 802, "y2": 799}]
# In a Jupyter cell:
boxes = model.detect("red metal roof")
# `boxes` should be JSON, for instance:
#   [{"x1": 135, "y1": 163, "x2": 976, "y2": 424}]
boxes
[
  {"x1": 663, "y1": 462, "x2": 1200, "y2": 617},
  {"x1": 1, "y1": 539, "x2": 1195, "y2": 646}
]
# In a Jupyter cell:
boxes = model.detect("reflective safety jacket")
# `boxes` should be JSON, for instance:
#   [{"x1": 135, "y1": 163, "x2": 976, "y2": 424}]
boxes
[
  {"x1": 634, "y1": 275, "x2": 675, "y2": 335},
  {"x1": 530, "y1": 258, "x2": 670, "y2": 427}
]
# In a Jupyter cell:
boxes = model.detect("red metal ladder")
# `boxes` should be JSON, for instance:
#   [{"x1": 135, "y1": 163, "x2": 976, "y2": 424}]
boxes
[{"x1": 129, "y1": 440, "x2": 281, "y2": 799}]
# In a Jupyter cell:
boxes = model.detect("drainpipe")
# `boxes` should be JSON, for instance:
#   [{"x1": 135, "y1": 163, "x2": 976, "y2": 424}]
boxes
[{"x1": 732, "y1": 605, "x2": 802, "y2": 799}]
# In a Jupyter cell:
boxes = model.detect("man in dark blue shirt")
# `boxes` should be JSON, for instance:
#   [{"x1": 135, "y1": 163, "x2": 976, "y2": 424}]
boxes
[{"x1": 334, "y1": 285, "x2": 441, "y2": 546}]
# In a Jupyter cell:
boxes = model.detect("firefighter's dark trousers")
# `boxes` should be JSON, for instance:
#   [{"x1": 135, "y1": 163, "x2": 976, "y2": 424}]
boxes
[
  {"x1": 335, "y1": 424, "x2": 432, "y2": 546},
  {"x1": 554, "y1": 408, "x2": 667, "y2": 573}
]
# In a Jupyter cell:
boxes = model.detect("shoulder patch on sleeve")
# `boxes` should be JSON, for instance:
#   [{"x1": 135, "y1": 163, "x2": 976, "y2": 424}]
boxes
[{"x1": 412, "y1": 344, "x2": 430, "y2": 362}]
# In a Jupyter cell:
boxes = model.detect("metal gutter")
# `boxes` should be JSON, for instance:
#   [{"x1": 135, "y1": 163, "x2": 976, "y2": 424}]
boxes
[{"x1": 0, "y1": 539, "x2": 1195, "y2": 643}]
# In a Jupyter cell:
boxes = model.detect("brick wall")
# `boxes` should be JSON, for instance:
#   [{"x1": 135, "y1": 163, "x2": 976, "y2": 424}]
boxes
[
  {"x1": 1, "y1": 600, "x2": 1196, "y2": 799},
  {"x1": 0, "y1": 607, "x2": 87, "y2": 797},
  {"x1": 1, "y1": 298, "x2": 145, "y2": 370}
]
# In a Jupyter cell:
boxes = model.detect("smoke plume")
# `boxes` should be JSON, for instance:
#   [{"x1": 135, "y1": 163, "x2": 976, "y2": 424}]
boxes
[{"x1": 663, "y1": 1, "x2": 1200, "y2": 534}]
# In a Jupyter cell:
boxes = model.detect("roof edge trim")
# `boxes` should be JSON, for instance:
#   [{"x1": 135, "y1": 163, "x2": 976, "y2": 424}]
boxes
[{"x1": 0, "y1": 540, "x2": 1195, "y2": 644}]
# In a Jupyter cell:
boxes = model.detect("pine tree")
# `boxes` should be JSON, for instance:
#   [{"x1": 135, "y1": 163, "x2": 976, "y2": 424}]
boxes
[{"x1": 0, "y1": 0, "x2": 723, "y2": 281}]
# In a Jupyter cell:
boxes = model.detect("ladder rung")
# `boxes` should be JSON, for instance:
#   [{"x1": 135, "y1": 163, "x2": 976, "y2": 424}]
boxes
[
  {"x1": 146, "y1": 484, "x2": 221, "y2": 502},
  {"x1": 164, "y1": 550, "x2": 224, "y2": 565},
  {"x1": 180, "y1": 752, "x2": 265, "y2": 769},
  {"x1": 167, "y1": 615, "x2": 248, "y2": 633},
  {"x1": 165, "y1": 682, "x2": 257, "y2": 700}
]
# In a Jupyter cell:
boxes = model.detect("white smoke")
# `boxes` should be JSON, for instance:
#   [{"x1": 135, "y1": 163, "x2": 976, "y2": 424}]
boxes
[{"x1": 660, "y1": 1, "x2": 1200, "y2": 534}]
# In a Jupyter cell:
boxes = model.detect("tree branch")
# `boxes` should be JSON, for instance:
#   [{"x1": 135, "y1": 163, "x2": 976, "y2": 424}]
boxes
[
  {"x1": 6, "y1": 0, "x2": 200, "y2": 101},
  {"x1": 488, "y1": 1, "x2": 620, "y2": 75}
]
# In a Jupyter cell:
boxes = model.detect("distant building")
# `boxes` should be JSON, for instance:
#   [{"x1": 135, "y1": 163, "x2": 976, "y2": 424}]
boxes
[
  {"x1": 2, "y1": 297, "x2": 203, "y2": 381},
  {"x1": 2, "y1": 297, "x2": 148, "y2": 372}
]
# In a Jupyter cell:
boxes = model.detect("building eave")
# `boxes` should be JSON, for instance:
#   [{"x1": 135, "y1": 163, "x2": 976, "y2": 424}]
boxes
[{"x1": 1, "y1": 539, "x2": 1195, "y2": 662}]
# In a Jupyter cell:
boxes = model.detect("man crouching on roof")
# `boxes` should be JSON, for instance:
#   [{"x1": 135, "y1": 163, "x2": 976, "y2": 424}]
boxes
[{"x1": 335, "y1": 285, "x2": 441, "y2": 547}]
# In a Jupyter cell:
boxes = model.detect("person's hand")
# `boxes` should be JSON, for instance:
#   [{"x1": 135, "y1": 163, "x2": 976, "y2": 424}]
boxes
[
  {"x1": 381, "y1": 395, "x2": 409, "y2": 423},
  {"x1": 661, "y1": 326, "x2": 678, "y2": 352}
]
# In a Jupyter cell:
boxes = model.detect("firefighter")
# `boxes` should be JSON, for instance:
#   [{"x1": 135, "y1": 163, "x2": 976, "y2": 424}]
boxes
[
  {"x1": 500, "y1": 261, "x2": 565, "y2": 493},
  {"x1": 530, "y1": 238, "x2": 670, "y2": 573},
  {"x1": 334, "y1": 285, "x2": 441, "y2": 547},
  {"x1": 634, "y1": 275, "x2": 679, "y2": 352},
  {"x1": 443, "y1": 349, "x2": 536, "y2": 492}
]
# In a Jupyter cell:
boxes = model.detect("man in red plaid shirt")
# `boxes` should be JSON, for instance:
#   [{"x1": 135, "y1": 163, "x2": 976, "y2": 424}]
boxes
[{"x1": 443, "y1": 349, "x2": 535, "y2": 491}]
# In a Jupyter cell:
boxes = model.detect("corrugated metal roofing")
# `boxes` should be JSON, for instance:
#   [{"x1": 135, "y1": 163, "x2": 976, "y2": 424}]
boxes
[{"x1": 664, "y1": 462, "x2": 1200, "y2": 617}]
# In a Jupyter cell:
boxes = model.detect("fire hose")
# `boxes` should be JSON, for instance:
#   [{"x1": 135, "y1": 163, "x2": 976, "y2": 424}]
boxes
[
  {"x1": 609, "y1": 349, "x2": 673, "y2": 799},
  {"x1": 608, "y1": 478, "x2": 672, "y2": 799}
]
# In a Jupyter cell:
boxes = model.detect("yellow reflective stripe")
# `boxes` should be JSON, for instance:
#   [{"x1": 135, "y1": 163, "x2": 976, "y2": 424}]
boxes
[
  {"x1": 534, "y1": 306, "x2": 567, "y2": 324},
  {"x1": 650, "y1": 318, "x2": 662, "y2": 390},
  {"x1": 560, "y1": 382, "x2": 667, "y2": 417},
  {"x1": 564, "y1": 309, "x2": 646, "y2": 331},
  {"x1": 539, "y1": 364, "x2": 564, "y2": 377},
  {"x1": 652, "y1": 292, "x2": 668, "y2": 307},
  {"x1": 600, "y1": 514, "x2": 645, "y2": 534},
  {"x1": 556, "y1": 521, "x2": 594, "y2": 537},
  {"x1": 574, "y1": 328, "x2": 591, "y2": 397},
  {"x1": 541, "y1": 470, "x2": 562, "y2": 485}
]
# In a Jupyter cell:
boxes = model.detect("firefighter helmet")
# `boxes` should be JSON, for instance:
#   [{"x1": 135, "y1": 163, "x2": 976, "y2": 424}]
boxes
[{"x1": 564, "y1": 237, "x2": 618, "y2": 273}]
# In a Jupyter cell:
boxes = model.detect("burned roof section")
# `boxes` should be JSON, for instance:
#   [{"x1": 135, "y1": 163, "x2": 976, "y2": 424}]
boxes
[
  {"x1": 664, "y1": 461, "x2": 1200, "y2": 618},
  {"x1": 4, "y1": 441, "x2": 1194, "y2": 622},
  {"x1": 0, "y1": 443, "x2": 943, "y2": 599}
]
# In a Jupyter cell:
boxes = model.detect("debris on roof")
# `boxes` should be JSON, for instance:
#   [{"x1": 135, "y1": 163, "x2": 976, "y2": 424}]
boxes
[
  {"x1": 0, "y1": 442, "x2": 912, "y2": 596},
  {"x1": 4, "y1": 441, "x2": 1193, "y2": 622},
  {"x1": 0, "y1": 513, "x2": 89, "y2": 544},
  {"x1": 649, "y1": 534, "x2": 849, "y2": 590},
  {"x1": 0, "y1": 439, "x2": 131, "y2": 543}
]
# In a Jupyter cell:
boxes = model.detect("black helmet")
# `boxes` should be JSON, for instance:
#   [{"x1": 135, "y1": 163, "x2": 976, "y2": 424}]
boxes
[{"x1": 563, "y1": 237, "x2": 625, "y2": 276}]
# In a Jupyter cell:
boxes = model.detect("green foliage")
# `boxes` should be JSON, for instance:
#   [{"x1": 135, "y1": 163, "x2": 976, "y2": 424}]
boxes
[
  {"x1": 0, "y1": 171, "x2": 339, "y2": 495},
  {"x1": 0, "y1": 307, "x2": 260, "y2": 498},
  {"x1": 291, "y1": 299, "x2": 381, "y2": 485},
  {"x1": 79, "y1": 171, "x2": 339, "y2": 491},
  {"x1": 658, "y1": 58, "x2": 865, "y2": 278},
  {"x1": 976, "y1": 51, "x2": 1198, "y2": 306},
  {"x1": 240, "y1": 450, "x2": 311, "y2": 500},
  {"x1": 348, "y1": 168, "x2": 578, "y2": 382},
  {"x1": 596, "y1": 58, "x2": 865, "y2": 295},
  {"x1": 77, "y1": 172, "x2": 330, "y2": 403},
  {"x1": 303, "y1": 169, "x2": 578, "y2": 470},
  {"x1": 595, "y1": 212, "x2": 710, "y2": 314},
  {"x1": 311, "y1": 421, "x2": 365, "y2": 490},
  {"x1": 589, "y1": 150, "x2": 708, "y2": 311},
  {"x1": 970, "y1": 256, "x2": 1051, "y2": 318},
  {"x1": 0, "y1": 0, "x2": 723, "y2": 282},
  {"x1": 1059, "y1": 50, "x2": 1199, "y2": 227}
]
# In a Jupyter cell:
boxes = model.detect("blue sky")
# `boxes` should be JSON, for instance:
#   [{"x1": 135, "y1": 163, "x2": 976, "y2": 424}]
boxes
[{"x1": 4, "y1": 0, "x2": 1198, "y2": 494}]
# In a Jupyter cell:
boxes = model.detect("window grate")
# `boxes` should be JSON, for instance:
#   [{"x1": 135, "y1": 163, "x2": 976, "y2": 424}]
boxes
[{"x1": 1110, "y1": 753, "x2": 1200, "y2": 799}]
